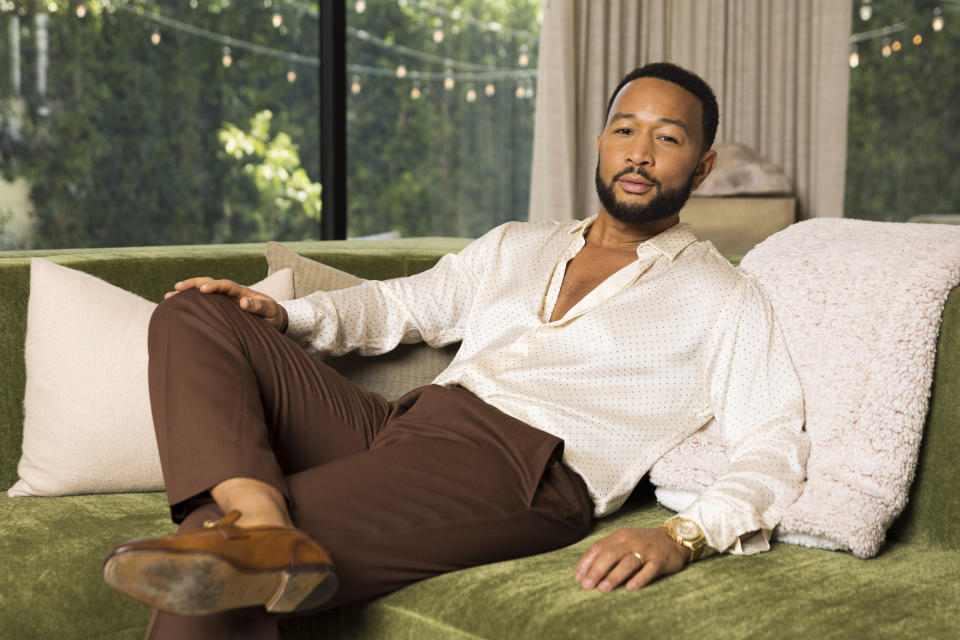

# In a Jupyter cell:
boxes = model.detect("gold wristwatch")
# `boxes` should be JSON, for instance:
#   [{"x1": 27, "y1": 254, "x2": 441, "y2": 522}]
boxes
[{"x1": 661, "y1": 518, "x2": 708, "y2": 563}]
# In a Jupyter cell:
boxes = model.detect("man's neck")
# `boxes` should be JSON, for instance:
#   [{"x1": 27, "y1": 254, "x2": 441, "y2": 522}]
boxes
[{"x1": 585, "y1": 211, "x2": 680, "y2": 252}]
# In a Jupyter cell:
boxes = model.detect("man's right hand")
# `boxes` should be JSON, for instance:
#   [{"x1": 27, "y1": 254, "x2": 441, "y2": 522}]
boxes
[{"x1": 165, "y1": 277, "x2": 288, "y2": 332}]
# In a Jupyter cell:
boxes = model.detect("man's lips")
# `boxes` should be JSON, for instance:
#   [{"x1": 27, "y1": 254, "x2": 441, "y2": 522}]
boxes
[{"x1": 618, "y1": 177, "x2": 653, "y2": 194}]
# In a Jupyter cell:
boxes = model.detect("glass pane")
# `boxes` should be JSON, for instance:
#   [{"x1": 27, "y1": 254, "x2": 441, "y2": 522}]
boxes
[
  {"x1": 845, "y1": 0, "x2": 959, "y2": 222},
  {"x1": 346, "y1": 0, "x2": 540, "y2": 238},
  {"x1": 0, "y1": 1, "x2": 321, "y2": 249}
]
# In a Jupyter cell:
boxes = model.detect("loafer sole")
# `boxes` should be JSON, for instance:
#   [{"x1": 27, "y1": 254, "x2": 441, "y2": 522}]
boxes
[{"x1": 103, "y1": 549, "x2": 338, "y2": 616}]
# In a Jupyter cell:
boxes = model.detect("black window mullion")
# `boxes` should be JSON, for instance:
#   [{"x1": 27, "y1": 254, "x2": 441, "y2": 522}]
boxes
[{"x1": 320, "y1": 0, "x2": 347, "y2": 240}]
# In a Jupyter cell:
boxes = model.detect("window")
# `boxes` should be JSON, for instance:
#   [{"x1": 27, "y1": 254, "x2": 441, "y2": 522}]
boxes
[
  {"x1": 345, "y1": 0, "x2": 541, "y2": 239},
  {"x1": 0, "y1": 0, "x2": 540, "y2": 249},
  {"x1": 0, "y1": 0, "x2": 321, "y2": 249},
  {"x1": 845, "y1": 0, "x2": 959, "y2": 222}
]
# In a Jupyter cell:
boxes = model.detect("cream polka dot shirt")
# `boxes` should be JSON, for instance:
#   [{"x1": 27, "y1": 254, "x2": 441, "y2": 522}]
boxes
[{"x1": 281, "y1": 216, "x2": 808, "y2": 554}]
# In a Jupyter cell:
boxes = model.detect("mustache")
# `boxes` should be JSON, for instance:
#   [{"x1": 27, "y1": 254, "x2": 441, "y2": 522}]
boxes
[{"x1": 612, "y1": 166, "x2": 661, "y2": 189}]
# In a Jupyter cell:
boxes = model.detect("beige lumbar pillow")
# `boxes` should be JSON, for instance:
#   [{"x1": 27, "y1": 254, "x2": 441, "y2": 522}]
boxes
[
  {"x1": 7, "y1": 259, "x2": 294, "y2": 498},
  {"x1": 266, "y1": 242, "x2": 459, "y2": 400}
]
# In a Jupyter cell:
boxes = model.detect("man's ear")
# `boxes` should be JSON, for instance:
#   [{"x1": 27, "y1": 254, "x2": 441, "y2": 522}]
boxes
[
  {"x1": 596, "y1": 132, "x2": 601, "y2": 153},
  {"x1": 691, "y1": 149, "x2": 718, "y2": 191}
]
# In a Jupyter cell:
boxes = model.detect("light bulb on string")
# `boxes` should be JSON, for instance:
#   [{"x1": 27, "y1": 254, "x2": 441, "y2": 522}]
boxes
[
  {"x1": 410, "y1": 82, "x2": 422, "y2": 100},
  {"x1": 272, "y1": 13, "x2": 282, "y2": 28},
  {"x1": 443, "y1": 71, "x2": 455, "y2": 91},
  {"x1": 355, "y1": 0, "x2": 366, "y2": 13},
  {"x1": 518, "y1": 44, "x2": 529, "y2": 67},
  {"x1": 222, "y1": 46, "x2": 233, "y2": 68},
  {"x1": 350, "y1": 75, "x2": 362, "y2": 95},
  {"x1": 933, "y1": 7, "x2": 944, "y2": 32},
  {"x1": 515, "y1": 85, "x2": 526, "y2": 99},
  {"x1": 849, "y1": 44, "x2": 859, "y2": 68},
  {"x1": 892, "y1": 39, "x2": 902, "y2": 52},
  {"x1": 151, "y1": 25, "x2": 161, "y2": 46},
  {"x1": 466, "y1": 85, "x2": 477, "y2": 103},
  {"x1": 859, "y1": 1, "x2": 872, "y2": 22},
  {"x1": 287, "y1": 68, "x2": 297, "y2": 83},
  {"x1": 484, "y1": 83, "x2": 495, "y2": 97},
  {"x1": 433, "y1": 19, "x2": 444, "y2": 43},
  {"x1": 76, "y1": 3, "x2": 86, "y2": 18},
  {"x1": 396, "y1": 63, "x2": 407, "y2": 79},
  {"x1": 881, "y1": 39, "x2": 892, "y2": 57},
  {"x1": 913, "y1": 33, "x2": 923, "y2": 45}
]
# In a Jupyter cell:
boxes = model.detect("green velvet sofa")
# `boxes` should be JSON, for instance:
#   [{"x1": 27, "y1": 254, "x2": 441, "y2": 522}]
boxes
[{"x1": 1, "y1": 239, "x2": 959, "y2": 639}]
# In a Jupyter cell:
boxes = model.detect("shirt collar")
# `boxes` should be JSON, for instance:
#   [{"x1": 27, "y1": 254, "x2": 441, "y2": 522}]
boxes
[{"x1": 569, "y1": 215, "x2": 699, "y2": 261}]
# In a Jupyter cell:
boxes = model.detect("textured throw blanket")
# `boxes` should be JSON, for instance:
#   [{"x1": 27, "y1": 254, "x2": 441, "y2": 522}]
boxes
[{"x1": 651, "y1": 218, "x2": 960, "y2": 558}]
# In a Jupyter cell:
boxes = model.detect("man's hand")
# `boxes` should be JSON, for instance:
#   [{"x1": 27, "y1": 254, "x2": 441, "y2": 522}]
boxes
[
  {"x1": 164, "y1": 277, "x2": 288, "y2": 332},
  {"x1": 574, "y1": 527, "x2": 691, "y2": 592}
]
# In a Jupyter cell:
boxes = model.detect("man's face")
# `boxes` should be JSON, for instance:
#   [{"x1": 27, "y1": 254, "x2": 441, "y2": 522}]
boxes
[{"x1": 595, "y1": 77, "x2": 715, "y2": 225}]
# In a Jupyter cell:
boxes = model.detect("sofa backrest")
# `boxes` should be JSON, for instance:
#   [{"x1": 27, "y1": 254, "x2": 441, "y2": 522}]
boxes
[
  {"x1": 1, "y1": 241, "x2": 958, "y2": 552},
  {"x1": 0, "y1": 239, "x2": 468, "y2": 491}
]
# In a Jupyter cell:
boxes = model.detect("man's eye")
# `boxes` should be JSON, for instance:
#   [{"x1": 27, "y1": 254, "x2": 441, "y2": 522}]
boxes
[
  {"x1": 615, "y1": 128, "x2": 632, "y2": 135},
  {"x1": 660, "y1": 136, "x2": 678, "y2": 143}
]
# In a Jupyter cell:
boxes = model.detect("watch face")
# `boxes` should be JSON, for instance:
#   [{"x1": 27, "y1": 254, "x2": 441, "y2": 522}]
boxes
[{"x1": 676, "y1": 521, "x2": 699, "y2": 539}]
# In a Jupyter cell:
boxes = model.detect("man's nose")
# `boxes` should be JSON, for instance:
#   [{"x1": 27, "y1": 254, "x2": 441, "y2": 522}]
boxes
[{"x1": 626, "y1": 136, "x2": 654, "y2": 166}]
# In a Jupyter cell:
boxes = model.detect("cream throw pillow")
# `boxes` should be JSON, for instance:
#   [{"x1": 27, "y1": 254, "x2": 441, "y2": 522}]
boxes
[
  {"x1": 266, "y1": 242, "x2": 459, "y2": 400},
  {"x1": 7, "y1": 259, "x2": 294, "y2": 497}
]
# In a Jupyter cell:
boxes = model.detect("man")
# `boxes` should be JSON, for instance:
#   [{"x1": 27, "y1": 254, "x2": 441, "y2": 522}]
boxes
[{"x1": 105, "y1": 62, "x2": 807, "y2": 639}]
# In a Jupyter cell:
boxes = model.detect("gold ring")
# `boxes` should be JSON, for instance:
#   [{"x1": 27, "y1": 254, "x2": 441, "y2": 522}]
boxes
[{"x1": 633, "y1": 552, "x2": 644, "y2": 564}]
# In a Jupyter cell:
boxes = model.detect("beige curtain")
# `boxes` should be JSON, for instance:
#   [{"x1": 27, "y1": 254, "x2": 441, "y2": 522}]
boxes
[{"x1": 529, "y1": 0, "x2": 853, "y2": 222}]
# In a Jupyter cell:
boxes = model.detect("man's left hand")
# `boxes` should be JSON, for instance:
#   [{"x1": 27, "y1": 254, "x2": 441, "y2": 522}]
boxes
[{"x1": 574, "y1": 527, "x2": 691, "y2": 592}]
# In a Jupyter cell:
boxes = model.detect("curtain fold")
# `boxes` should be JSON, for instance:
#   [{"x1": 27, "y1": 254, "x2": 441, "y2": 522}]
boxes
[{"x1": 529, "y1": 0, "x2": 852, "y2": 222}]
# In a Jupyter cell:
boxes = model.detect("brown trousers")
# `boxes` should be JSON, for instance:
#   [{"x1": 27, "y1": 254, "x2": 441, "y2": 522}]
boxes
[{"x1": 143, "y1": 289, "x2": 594, "y2": 639}]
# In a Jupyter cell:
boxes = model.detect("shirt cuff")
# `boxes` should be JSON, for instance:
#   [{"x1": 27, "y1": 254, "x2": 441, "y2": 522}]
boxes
[{"x1": 277, "y1": 298, "x2": 318, "y2": 341}]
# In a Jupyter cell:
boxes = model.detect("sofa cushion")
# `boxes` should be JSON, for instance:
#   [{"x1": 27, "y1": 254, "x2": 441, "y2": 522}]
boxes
[
  {"x1": 6, "y1": 490, "x2": 954, "y2": 640},
  {"x1": 266, "y1": 242, "x2": 459, "y2": 401},
  {"x1": 8, "y1": 260, "x2": 293, "y2": 497}
]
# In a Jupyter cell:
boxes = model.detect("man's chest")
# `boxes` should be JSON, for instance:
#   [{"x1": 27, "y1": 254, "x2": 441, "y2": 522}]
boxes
[{"x1": 550, "y1": 247, "x2": 639, "y2": 322}]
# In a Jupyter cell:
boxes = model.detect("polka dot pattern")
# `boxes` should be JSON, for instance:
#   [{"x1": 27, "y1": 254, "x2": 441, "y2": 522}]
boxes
[{"x1": 280, "y1": 216, "x2": 806, "y2": 551}]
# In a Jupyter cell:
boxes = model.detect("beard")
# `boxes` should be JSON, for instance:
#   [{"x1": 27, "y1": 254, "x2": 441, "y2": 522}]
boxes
[{"x1": 595, "y1": 162, "x2": 696, "y2": 225}]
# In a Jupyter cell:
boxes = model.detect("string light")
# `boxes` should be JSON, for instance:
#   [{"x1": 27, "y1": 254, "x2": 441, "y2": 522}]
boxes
[
  {"x1": 465, "y1": 85, "x2": 477, "y2": 103},
  {"x1": 484, "y1": 83, "x2": 495, "y2": 97},
  {"x1": 395, "y1": 63, "x2": 407, "y2": 78},
  {"x1": 518, "y1": 44, "x2": 529, "y2": 67},
  {"x1": 350, "y1": 74, "x2": 362, "y2": 94},
  {"x1": 433, "y1": 19, "x2": 444, "y2": 43},
  {"x1": 849, "y1": 44, "x2": 859, "y2": 68},
  {"x1": 410, "y1": 81, "x2": 422, "y2": 100},
  {"x1": 287, "y1": 68, "x2": 297, "y2": 83},
  {"x1": 76, "y1": 3, "x2": 86, "y2": 18},
  {"x1": 355, "y1": 0, "x2": 366, "y2": 14},
  {"x1": 222, "y1": 46, "x2": 233, "y2": 68},
  {"x1": 913, "y1": 33, "x2": 923, "y2": 45},
  {"x1": 881, "y1": 39, "x2": 892, "y2": 57},
  {"x1": 151, "y1": 25, "x2": 161, "y2": 46},
  {"x1": 891, "y1": 39, "x2": 902, "y2": 51},
  {"x1": 859, "y1": 1, "x2": 872, "y2": 22},
  {"x1": 272, "y1": 13, "x2": 282, "y2": 28},
  {"x1": 932, "y1": 7, "x2": 944, "y2": 32},
  {"x1": 515, "y1": 85, "x2": 526, "y2": 98}
]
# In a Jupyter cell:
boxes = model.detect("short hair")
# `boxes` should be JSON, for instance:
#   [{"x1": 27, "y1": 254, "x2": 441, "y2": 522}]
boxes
[{"x1": 602, "y1": 62, "x2": 719, "y2": 152}]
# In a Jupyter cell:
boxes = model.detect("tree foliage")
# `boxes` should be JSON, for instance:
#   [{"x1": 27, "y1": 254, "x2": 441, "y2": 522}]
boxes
[
  {"x1": 845, "y1": 0, "x2": 960, "y2": 221},
  {"x1": 0, "y1": 0, "x2": 320, "y2": 248},
  {"x1": 346, "y1": 0, "x2": 540, "y2": 238}
]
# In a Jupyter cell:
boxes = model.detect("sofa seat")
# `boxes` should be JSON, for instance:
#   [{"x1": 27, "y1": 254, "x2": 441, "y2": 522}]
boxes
[{"x1": 3, "y1": 492, "x2": 958, "y2": 640}]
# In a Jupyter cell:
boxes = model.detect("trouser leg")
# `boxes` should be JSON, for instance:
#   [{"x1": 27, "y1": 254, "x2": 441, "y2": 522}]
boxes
[{"x1": 147, "y1": 288, "x2": 393, "y2": 522}]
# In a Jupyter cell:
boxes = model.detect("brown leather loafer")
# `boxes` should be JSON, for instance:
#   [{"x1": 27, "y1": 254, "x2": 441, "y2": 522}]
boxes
[{"x1": 103, "y1": 510, "x2": 337, "y2": 616}]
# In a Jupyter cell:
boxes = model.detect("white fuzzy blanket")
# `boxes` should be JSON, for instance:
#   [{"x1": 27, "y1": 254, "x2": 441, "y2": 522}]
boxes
[{"x1": 651, "y1": 218, "x2": 960, "y2": 558}]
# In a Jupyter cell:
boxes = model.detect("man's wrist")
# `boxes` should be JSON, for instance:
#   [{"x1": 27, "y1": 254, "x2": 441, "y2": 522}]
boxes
[{"x1": 660, "y1": 518, "x2": 708, "y2": 564}]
